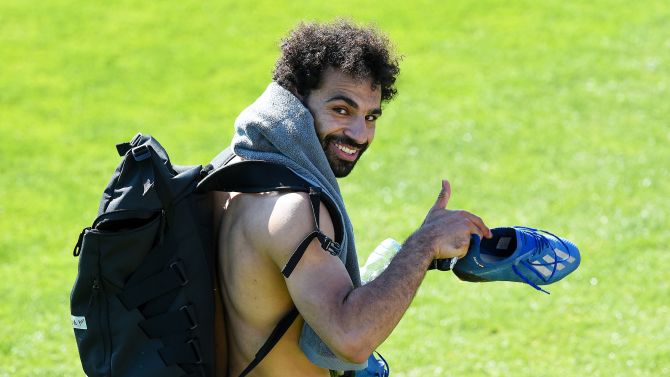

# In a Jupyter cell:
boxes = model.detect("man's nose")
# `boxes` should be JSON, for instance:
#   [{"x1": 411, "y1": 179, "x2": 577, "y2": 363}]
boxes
[{"x1": 345, "y1": 116, "x2": 371, "y2": 144}]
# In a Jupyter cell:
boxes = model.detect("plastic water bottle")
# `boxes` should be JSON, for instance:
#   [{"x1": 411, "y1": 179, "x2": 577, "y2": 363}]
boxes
[{"x1": 360, "y1": 238, "x2": 402, "y2": 284}]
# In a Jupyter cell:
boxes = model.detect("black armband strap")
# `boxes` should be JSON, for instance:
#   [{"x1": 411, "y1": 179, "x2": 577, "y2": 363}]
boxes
[
  {"x1": 306, "y1": 186, "x2": 340, "y2": 255},
  {"x1": 281, "y1": 230, "x2": 341, "y2": 278},
  {"x1": 280, "y1": 186, "x2": 342, "y2": 278},
  {"x1": 282, "y1": 231, "x2": 318, "y2": 278}
]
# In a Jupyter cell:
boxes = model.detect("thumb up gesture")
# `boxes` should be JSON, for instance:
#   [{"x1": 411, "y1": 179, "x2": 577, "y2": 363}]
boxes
[{"x1": 416, "y1": 180, "x2": 492, "y2": 260}]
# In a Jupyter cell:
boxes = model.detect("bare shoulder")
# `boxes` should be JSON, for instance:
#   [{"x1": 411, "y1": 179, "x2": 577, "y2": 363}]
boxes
[
  {"x1": 266, "y1": 192, "x2": 336, "y2": 269},
  {"x1": 228, "y1": 191, "x2": 335, "y2": 269}
]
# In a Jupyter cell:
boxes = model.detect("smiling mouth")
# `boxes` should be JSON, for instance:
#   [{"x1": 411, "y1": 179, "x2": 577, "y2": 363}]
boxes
[{"x1": 332, "y1": 142, "x2": 360, "y2": 161}]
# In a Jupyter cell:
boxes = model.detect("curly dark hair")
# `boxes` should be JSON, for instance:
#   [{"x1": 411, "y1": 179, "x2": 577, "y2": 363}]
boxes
[{"x1": 272, "y1": 19, "x2": 401, "y2": 102}]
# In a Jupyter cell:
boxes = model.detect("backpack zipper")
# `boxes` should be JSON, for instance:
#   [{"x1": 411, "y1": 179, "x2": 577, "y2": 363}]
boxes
[
  {"x1": 92, "y1": 278, "x2": 112, "y2": 375},
  {"x1": 73, "y1": 227, "x2": 91, "y2": 257}
]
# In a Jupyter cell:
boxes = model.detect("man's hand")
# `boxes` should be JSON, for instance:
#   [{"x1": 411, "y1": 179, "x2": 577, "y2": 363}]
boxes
[{"x1": 412, "y1": 179, "x2": 492, "y2": 260}]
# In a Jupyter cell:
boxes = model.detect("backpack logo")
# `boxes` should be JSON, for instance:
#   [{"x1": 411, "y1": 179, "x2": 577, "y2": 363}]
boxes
[
  {"x1": 142, "y1": 178, "x2": 153, "y2": 196},
  {"x1": 72, "y1": 315, "x2": 87, "y2": 330}
]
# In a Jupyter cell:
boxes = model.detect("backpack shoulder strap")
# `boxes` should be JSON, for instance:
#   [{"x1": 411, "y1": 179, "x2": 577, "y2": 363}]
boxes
[
  {"x1": 207, "y1": 147, "x2": 236, "y2": 171},
  {"x1": 199, "y1": 159, "x2": 343, "y2": 274},
  {"x1": 197, "y1": 159, "x2": 316, "y2": 194},
  {"x1": 197, "y1": 159, "x2": 344, "y2": 245}
]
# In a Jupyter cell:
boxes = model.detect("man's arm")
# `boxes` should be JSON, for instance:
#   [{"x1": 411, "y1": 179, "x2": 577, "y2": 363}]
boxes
[{"x1": 257, "y1": 180, "x2": 490, "y2": 364}]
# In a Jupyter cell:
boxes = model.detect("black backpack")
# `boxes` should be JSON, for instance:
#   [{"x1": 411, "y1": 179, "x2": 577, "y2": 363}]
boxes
[{"x1": 70, "y1": 133, "x2": 343, "y2": 377}]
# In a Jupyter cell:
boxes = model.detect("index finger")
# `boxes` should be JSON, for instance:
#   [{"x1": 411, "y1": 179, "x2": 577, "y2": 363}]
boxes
[{"x1": 464, "y1": 212, "x2": 492, "y2": 238}]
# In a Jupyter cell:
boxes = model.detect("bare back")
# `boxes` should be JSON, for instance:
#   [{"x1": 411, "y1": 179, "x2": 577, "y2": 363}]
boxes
[{"x1": 215, "y1": 189, "x2": 330, "y2": 377}]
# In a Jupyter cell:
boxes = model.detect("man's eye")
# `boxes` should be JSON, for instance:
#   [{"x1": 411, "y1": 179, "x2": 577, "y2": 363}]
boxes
[
  {"x1": 333, "y1": 107, "x2": 348, "y2": 115},
  {"x1": 365, "y1": 115, "x2": 378, "y2": 122}
]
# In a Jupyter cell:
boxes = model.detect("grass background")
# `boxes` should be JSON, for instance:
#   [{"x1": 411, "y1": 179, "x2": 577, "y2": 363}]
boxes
[{"x1": 1, "y1": 0, "x2": 668, "y2": 376}]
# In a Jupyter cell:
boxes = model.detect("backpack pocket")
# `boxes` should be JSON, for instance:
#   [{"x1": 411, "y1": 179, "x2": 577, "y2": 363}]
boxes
[
  {"x1": 93, "y1": 210, "x2": 164, "y2": 289},
  {"x1": 71, "y1": 210, "x2": 163, "y2": 376},
  {"x1": 71, "y1": 231, "x2": 111, "y2": 377}
]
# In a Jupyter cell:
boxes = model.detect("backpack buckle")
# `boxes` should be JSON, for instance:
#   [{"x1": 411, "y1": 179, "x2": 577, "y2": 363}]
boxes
[
  {"x1": 180, "y1": 305, "x2": 198, "y2": 330},
  {"x1": 186, "y1": 338, "x2": 203, "y2": 364},
  {"x1": 318, "y1": 234, "x2": 341, "y2": 256},
  {"x1": 131, "y1": 145, "x2": 151, "y2": 162},
  {"x1": 170, "y1": 261, "x2": 189, "y2": 286}
]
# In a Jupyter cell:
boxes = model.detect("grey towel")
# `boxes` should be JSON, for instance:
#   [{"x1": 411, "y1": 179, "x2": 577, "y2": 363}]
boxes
[{"x1": 232, "y1": 82, "x2": 366, "y2": 371}]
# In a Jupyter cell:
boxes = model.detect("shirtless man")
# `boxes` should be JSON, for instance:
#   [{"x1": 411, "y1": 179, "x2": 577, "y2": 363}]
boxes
[{"x1": 216, "y1": 20, "x2": 491, "y2": 376}]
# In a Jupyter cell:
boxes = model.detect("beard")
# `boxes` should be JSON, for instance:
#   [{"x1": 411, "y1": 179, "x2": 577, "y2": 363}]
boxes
[{"x1": 320, "y1": 134, "x2": 369, "y2": 178}]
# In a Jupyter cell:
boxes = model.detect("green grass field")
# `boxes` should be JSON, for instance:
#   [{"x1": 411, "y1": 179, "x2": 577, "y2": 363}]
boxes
[{"x1": 1, "y1": 1, "x2": 668, "y2": 376}]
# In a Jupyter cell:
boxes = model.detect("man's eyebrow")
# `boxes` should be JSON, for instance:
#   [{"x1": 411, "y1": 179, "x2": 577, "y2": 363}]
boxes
[
  {"x1": 326, "y1": 95, "x2": 382, "y2": 116},
  {"x1": 326, "y1": 95, "x2": 359, "y2": 109}
]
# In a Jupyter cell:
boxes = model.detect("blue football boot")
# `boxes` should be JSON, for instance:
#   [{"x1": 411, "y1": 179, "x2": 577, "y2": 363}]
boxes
[{"x1": 452, "y1": 226, "x2": 580, "y2": 294}]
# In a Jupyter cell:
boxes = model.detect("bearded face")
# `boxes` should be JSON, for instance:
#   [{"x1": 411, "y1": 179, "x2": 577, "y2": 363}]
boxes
[{"x1": 302, "y1": 69, "x2": 382, "y2": 178}]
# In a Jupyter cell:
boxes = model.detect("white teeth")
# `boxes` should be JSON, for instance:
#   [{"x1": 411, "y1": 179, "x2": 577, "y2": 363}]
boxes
[{"x1": 335, "y1": 143, "x2": 357, "y2": 155}]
